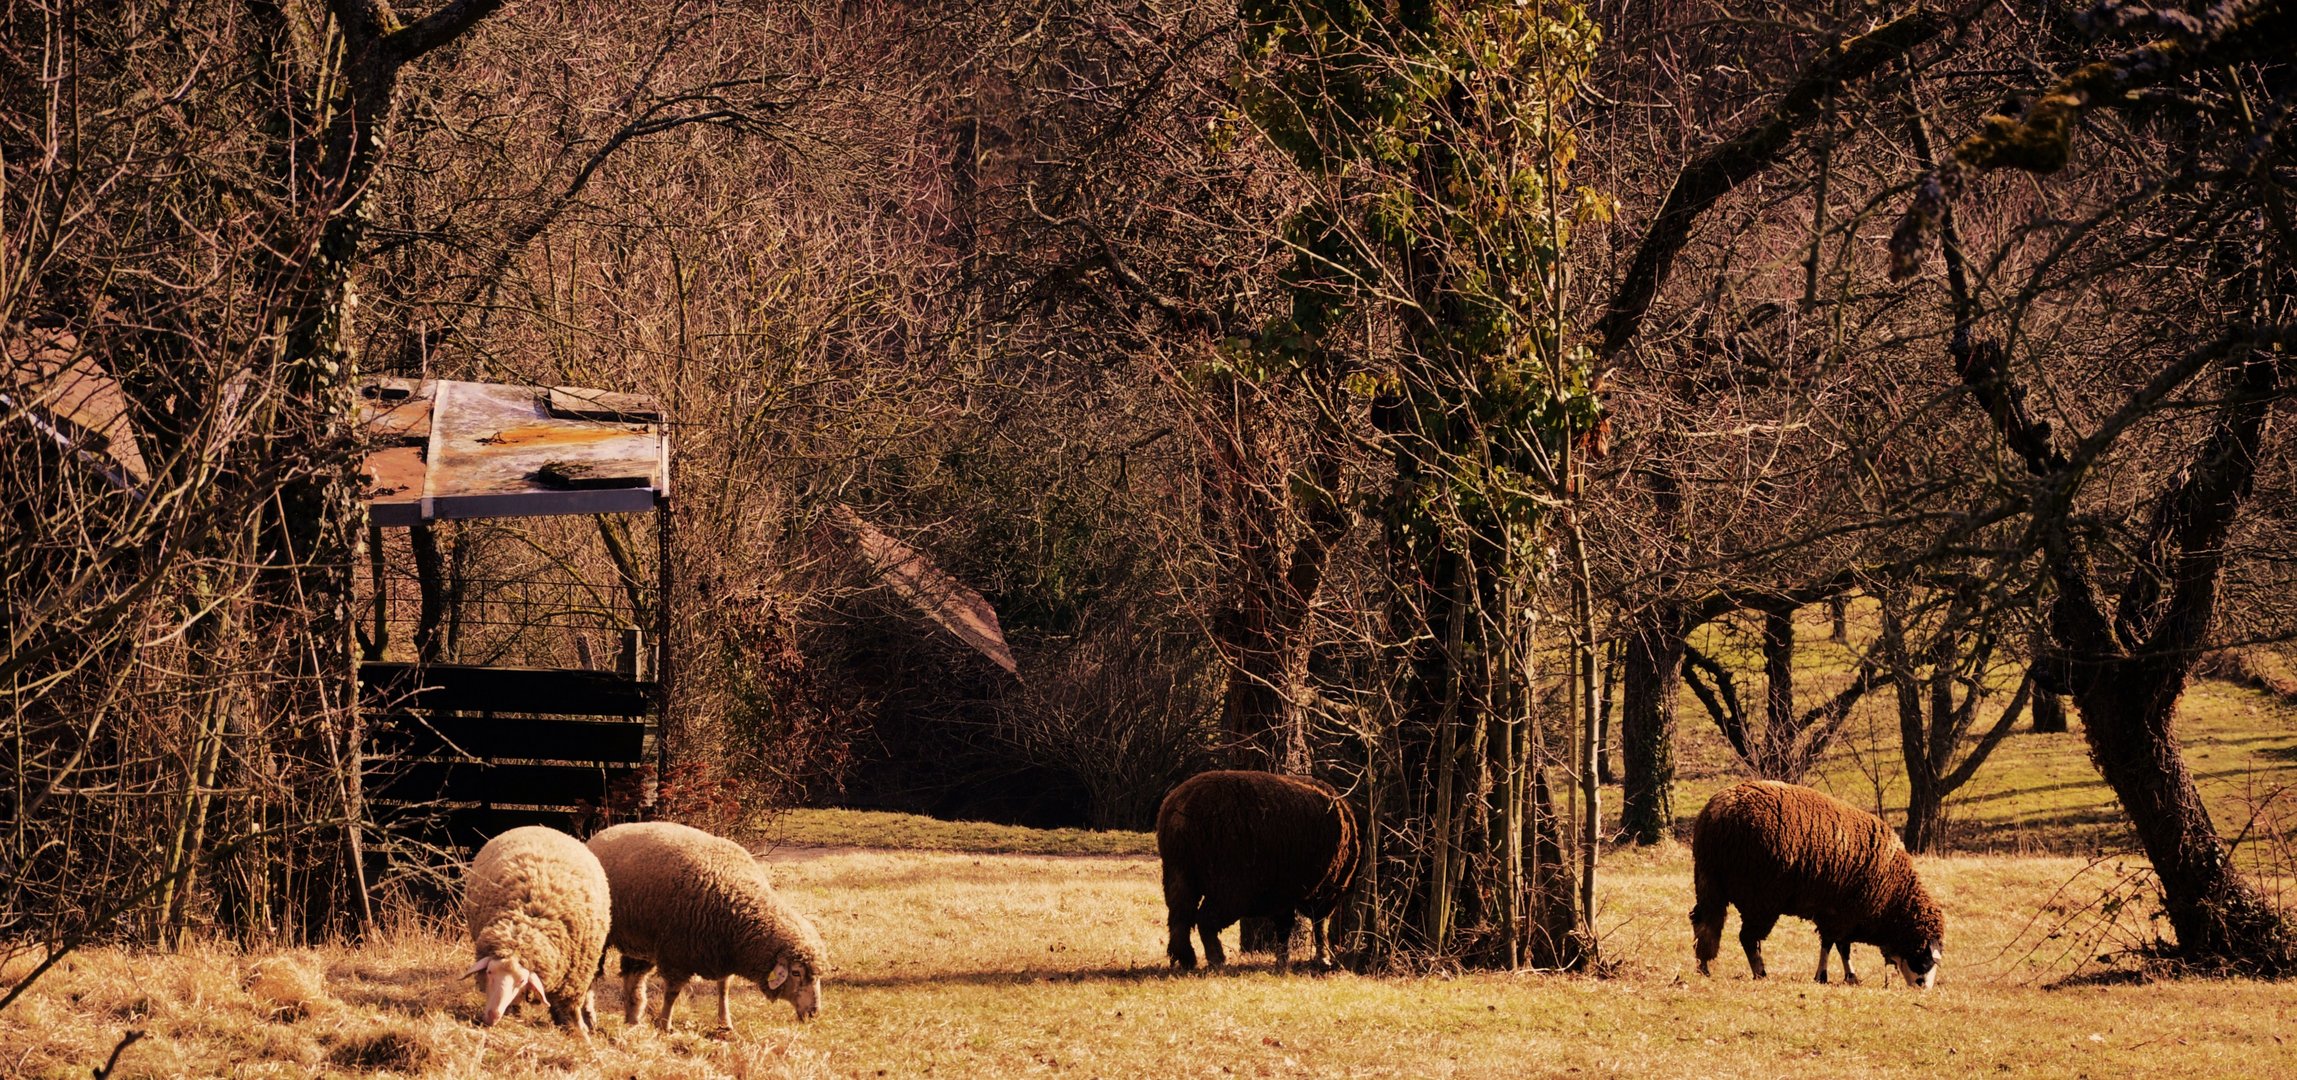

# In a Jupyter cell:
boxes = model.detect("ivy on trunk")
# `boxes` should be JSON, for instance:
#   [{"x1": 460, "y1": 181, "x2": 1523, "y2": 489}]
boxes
[{"x1": 1237, "y1": 0, "x2": 1604, "y2": 969}]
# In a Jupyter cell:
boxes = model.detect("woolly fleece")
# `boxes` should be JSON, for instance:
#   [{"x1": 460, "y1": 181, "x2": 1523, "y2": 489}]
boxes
[{"x1": 463, "y1": 825, "x2": 612, "y2": 1027}]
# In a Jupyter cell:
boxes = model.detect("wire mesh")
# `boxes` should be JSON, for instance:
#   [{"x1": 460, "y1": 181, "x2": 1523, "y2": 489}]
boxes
[{"x1": 355, "y1": 514, "x2": 663, "y2": 677}]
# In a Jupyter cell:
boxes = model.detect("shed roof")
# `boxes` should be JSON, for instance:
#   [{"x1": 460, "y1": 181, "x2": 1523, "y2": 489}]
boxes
[
  {"x1": 360, "y1": 377, "x2": 668, "y2": 525},
  {"x1": 4, "y1": 331, "x2": 150, "y2": 493}
]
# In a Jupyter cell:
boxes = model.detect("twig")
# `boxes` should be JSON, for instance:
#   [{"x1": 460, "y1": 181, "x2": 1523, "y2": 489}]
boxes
[{"x1": 91, "y1": 1029, "x2": 144, "y2": 1080}]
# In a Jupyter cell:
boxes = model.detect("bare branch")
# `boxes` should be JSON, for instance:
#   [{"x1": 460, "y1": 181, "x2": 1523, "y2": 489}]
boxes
[{"x1": 1594, "y1": 7, "x2": 1952, "y2": 358}]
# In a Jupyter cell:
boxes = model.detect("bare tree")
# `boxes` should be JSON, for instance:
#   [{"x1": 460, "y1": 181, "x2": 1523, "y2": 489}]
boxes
[
  {"x1": 1905, "y1": 1, "x2": 2297, "y2": 969},
  {"x1": 2, "y1": 0, "x2": 507, "y2": 953},
  {"x1": 1585, "y1": 4, "x2": 1951, "y2": 842},
  {"x1": 1876, "y1": 578, "x2": 2035, "y2": 852}
]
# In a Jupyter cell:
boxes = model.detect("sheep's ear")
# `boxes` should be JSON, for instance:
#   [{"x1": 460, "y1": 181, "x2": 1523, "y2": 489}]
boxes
[
  {"x1": 525, "y1": 970, "x2": 550, "y2": 1004},
  {"x1": 464, "y1": 959, "x2": 491, "y2": 979},
  {"x1": 767, "y1": 962, "x2": 790, "y2": 990}
]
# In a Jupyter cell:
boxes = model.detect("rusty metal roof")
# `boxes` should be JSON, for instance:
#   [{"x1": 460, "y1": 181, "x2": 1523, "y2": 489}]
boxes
[
  {"x1": 360, "y1": 377, "x2": 668, "y2": 525},
  {"x1": 827, "y1": 504, "x2": 1018, "y2": 675},
  {"x1": 4, "y1": 331, "x2": 150, "y2": 493}
]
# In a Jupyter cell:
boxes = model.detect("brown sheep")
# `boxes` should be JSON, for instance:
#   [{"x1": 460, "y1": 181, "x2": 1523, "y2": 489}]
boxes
[
  {"x1": 1690, "y1": 780, "x2": 1945, "y2": 988},
  {"x1": 1156, "y1": 770, "x2": 1359, "y2": 972}
]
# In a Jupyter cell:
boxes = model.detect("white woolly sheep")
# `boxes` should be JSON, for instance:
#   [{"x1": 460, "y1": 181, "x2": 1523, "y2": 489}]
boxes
[
  {"x1": 461, "y1": 825, "x2": 612, "y2": 1034},
  {"x1": 587, "y1": 821, "x2": 827, "y2": 1034}
]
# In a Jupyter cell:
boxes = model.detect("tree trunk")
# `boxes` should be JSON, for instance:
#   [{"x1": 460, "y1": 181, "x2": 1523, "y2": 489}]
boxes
[
  {"x1": 250, "y1": 21, "x2": 394, "y2": 946},
  {"x1": 251, "y1": 0, "x2": 507, "y2": 943},
  {"x1": 1901, "y1": 771, "x2": 1943, "y2": 853},
  {"x1": 2072, "y1": 660, "x2": 2290, "y2": 966},
  {"x1": 1594, "y1": 639, "x2": 1620, "y2": 785},
  {"x1": 1525, "y1": 762, "x2": 1580, "y2": 968},
  {"x1": 2030, "y1": 688, "x2": 2068, "y2": 733},
  {"x1": 2029, "y1": 637, "x2": 2071, "y2": 733},
  {"x1": 1566, "y1": 511, "x2": 1600, "y2": 958},
  {"x1": 1210, "y1": 437, "x2": 1343, "y2": 773},
  {"x1": 1205, "y1": 388, "x2": 1290, "y2": 773},
  {"x1": 409, "y1": 523, "x2": 449, "y2": 663},
  {"x1": 2042, "y1": 342, "x2": 2291, "y2": 971},
  {"x1": 1928, "y1": 40, "x2": 2295, "y2": 962},
  {"x1": 1758, "y1": 603, "x2": 1797, "y2": 778},
  {"x1": 1618, "y1": 609, "x2": 1684, "y2": 845},
  {"x1": 1889, "y1": 634, "x2": 1943, "y2": 853}
]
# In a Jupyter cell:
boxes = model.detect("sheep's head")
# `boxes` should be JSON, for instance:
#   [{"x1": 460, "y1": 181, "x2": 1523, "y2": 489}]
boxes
[
  {"x1": 464, "y1": 956, "x2": 546, "y2": 1025},
  {"x1": 1881, "y1": 938, "x2": 1941, "y2": 990},
  {"x1": 763, "y1": 954, "x2": 821, "y2": 1022},
  {"x1": 1881, "y1": 875, "x2": 1945, "y2": 989}
]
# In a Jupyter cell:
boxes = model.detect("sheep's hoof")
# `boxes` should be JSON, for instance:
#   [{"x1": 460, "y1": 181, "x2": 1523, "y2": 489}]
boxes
[{"x1": 709, "y1": 1025, "x2": 736, "y2": 1041}]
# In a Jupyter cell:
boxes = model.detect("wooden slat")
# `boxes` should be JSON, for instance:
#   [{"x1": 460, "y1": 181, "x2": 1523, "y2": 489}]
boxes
[
  {"x1": 369, "y1": 805, "x2": 591, "y2": 851},
  {"x1": 370, "y1": 760, "x2": 624, "y2": 806},
  {"x1": 369, "y1": 713, "x2": 647, "y2": 764},
  {"x1": 444, "y1": 807, "x2": 585, "y2": 847},
  {"x1": 448, "y1": 806, "x2": 585, "y2": 836},
  {"x1": 359, "y1": 662, "x2": 655, "y2": 716}
]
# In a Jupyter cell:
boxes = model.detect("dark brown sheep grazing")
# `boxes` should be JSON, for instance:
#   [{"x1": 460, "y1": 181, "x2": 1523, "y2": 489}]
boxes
[
  {"x1": 1690, "y1": 780, "x2": 1945, "y2": 988},
  {"x1": 1156, "y1": 770, "x2": 1359, "y2": 972}
]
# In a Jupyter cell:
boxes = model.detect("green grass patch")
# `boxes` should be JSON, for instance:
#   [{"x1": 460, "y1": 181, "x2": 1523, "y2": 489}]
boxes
[
  {"x1": 1661, "y1": 600, "x2": 2297, "y2": 859},
  {"x1": 758, "y1": 807, "x2": 1156, "y2": 857}
]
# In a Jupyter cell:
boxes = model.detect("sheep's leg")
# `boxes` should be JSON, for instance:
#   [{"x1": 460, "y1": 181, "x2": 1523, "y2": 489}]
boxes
[
  {"x1": 1689, "y1": 911, "x2": 1725, "y2": 976},
  {"x1": 1689, "y1": 878, "x2": 1728, "y2": 977},
  {"x1": 1836, "y1": 941, "x2": 1859, "y2": 985},
  {"x1": 654, "y1": 968, "x2": 693, "y2": 1032},
  {"x1": 1163, "y1": 864, "x2": 1200, "y2": 970},
  {"x1": 544, "y1": 980, "x2": 593, "y2": 1037},
  {"x1": 619, "y1": 954, "x2": 655, "y2": 1026},
  {"x1": 1196, "y1": 897, "x2": 1242, "y2": 969},
  {"x1": 547, "y1": 987, "x2": 592, "y2": 1040},
  {"x1": 1310, "y1": 915, "x2": 1333, "y2": 970},
  {"x1": 1198, "y1": 917, "x2": 1227, "y2": 968},
  {"x1": 1273, "y1": 917, "x2": 1292, "y2": 974},
  {"x1": 1814, "y1": 936, "x2": 1832, "y2": 984},
  {"x1": 580, "y1": 956, "x2": 601, "y2": 1034},
  {"x1": 1736, "y1": 909, "x2": 1779, "y2": 979},
  {"x1": 716, "y1": 977, "x2": 735, "y2": 1035}
]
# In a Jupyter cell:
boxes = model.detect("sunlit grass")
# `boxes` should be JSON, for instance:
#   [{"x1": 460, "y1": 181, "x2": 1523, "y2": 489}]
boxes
[
  {"x1": 759, "y1": 807, "x2": 1159, "y2": 857},
  {"x1": 1665, "y1": 601, "x2": 2297, "y2": 860},
  {"x1": 10, "y1": 840, "x2": 2292, "y2": 1078}
]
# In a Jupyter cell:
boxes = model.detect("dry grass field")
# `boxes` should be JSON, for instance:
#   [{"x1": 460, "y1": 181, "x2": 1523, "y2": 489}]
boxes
[
  {"x1": 7, "y1": 830, "x2": 2297, "y2": 1077},
  {"x1": 8, "y1": 661, "x2": 2297, "y2": 1078}
]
